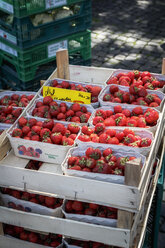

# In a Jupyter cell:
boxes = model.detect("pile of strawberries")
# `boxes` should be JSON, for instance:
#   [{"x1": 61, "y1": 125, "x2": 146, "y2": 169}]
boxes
[
  {"x1": 0, "y1": 106, "x2": 23, "y2": 124},
  {"x1": 1, "y1": 188, "x2": 63, "y2": 209},
  {"x1": 65, "y1": 200, "x2": 117, "y2": 219},
  {"x1": 67, "y1": 239, "x2": 114, "y2": 248},
  {"x1": 103, "y1": 85, "x2": 162, "y2": 107},
  {"x1": 32, "y1": 96, "x2": 92, "y2": 123},
  {"x1": 42, "y1": 80, "x2": 102, "y2": 103},
  {"x1": 92, "y1": 106, "x2": 159, "y2": 128},
  {"x1": 68, "y1": 147, "x2": 138, "y2": 176},
  {"x1": 0, "y1": 93, "x2": 34, "y2": 107},
  {"x1": 107, "y1": 70, "x2": 165, "y2": 90},
  {"x1": 11, "y1": 117, "x2": 80, "y2": 145},
  {"x1": 78, "y1": 125, "x2": 152, "y2": 147},
  {"x1": 4, "y1": 224, "x2": 62, "y2": 247}
]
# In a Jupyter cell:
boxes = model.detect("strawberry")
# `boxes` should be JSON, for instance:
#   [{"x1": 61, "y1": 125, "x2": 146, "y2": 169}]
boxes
[
  {"x1": 114, "y1": 105, "x2": 122, "y2": 113},
  {"x1": 86, "y1": 147, "x2": 101, "y2": 160},
  {"x1": 95, "y1": 123, "x2": 105, "y2": 133},
  {"x1": 82, "y1": 126, "x2": 94, "y2": 136},
  {"x1": 95, "y1": 109, "x2": 107, "y2": 119},
  {"x1": 22, "y1": 126, "x2": 30, "y2": 135},
  {"x1": 42, "y1": 119, "x2": 54, "y2": 130},
  {"x1": 140, "y1": 138, "x2": 152, "y2": 147},
  {"x1": 12, "y1": 128, "x2": 22, "y2": 137},
  {"x1": 122, "y1": 109, "x2": 131, "y2": 117},
  {"x1": 18, "y1": 117, "x2": 28, "y2": 127},
  {"x1": 137, "y1": 86, "x2": 147, "y2": 97},
  {"x1": 86, "y1": 158, "x2": 96, "y2": 169},
  {"x1": 91, "y1": 86, "x2": 102, "y2": 96},
  {"x1": 52, "y1": 123, "x2": 66, "y2": 135},
  {"x1": 104, "y1": 117, "x2": 116, "y2": 126},
  {"x1": 43, "y1": 96, "x2": 53, "y2": 105},
  {"x1": 68, "y1": 124, "x2": 80, "y2": 134},
  {"x1": 40, "y1": 128, "x2": 51, "y2": 139},
  {"x1": 105, "y1": 129, "x2": 116, "y2": 137},
  {"x1": 71, "y1": 103, "x2": 81, "y2": 112},
  {"x1": 80, "y1": 113, "x2": 89, "y2": 123},
  {"x1": 51, "y1": 132, "x2": 62, "y2": 144},
  {"x1": 109, "y1": 85, "x2": 119, "y2": 94},
  {"x1": 132, "y1": 106, "x2": 143, "y2": 116},
  {"x1": 99, "y1": 133, "x2": 110, "y2": 143},
  {"x1": 93, "y1": 116, "x2": 104, "y2": 125},
  {"x1": 107, "y1": 76, "x2": 118, "y2": 85}
]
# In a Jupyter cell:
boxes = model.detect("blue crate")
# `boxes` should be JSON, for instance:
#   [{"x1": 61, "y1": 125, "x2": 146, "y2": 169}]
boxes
[{"x1": 0, "y1": 0, "x2": 91, "y2": 49}]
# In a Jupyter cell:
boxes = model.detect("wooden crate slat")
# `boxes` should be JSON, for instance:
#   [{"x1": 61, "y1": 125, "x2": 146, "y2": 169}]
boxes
[{"x1": 0, "y1": 207, "x2": 130, "y2": 248}]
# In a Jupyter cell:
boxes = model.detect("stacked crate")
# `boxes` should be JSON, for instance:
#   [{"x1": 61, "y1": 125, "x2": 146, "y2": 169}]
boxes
[{"x1": 0, "y1": 0, "x2": 92, "y2": 90}]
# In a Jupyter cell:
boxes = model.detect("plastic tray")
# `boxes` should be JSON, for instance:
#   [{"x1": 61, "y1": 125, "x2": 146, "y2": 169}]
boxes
[
  {"x1": 106, "y1": 69, "x2": 165, "y2": 93},
  {"x1": 62, "y1": 143, "x2": 146, "y2": 184},
  {"x1": 99, "y1": 84, "x2": 165, "y2": 111},
  {"x1": 76, "y1": 126, "x2": 154, "y2": 156},
  {"x1": 0, "y1": 0, "x2": 91, "y2": 49},
  {"x1": 7, "y1": 116, "x2": 80, "y2": 163},
  {"x1": 88, "y1": 105, "x2": 160, "y2": 133}
]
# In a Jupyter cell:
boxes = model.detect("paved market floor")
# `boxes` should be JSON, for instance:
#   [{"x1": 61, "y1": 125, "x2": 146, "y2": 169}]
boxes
[{"x1": 91, "y1": 0, "x2": 165, "y2": 247}]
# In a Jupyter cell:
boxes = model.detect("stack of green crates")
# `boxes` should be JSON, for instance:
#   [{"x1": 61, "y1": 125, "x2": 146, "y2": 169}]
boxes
[{"x1": 0, "y1": 0, "x2": 92, "y2": 90}]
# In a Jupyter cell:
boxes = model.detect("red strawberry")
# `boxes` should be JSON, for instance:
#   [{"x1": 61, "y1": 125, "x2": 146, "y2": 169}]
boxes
[
  {"x1": 91, "y1": 86, "x2": 102, "y2": 96},
  {"x1": 51, "y1": 132, "x2": 62, "y2": 144},
  {"x1": 109, "y1": 85, "x2": 119, "y2": 94},
  {"x1": 18, "y1": 117, "x2": 27, "y2": 127},
  {"x1": 95, "y1": 109, "x2": 107, "y2": 119},
  {"x1": 140, "y1": 138, "x2": 152, "y2": 147},
  {"x1": 43, "y1": 119, "x2": 54, "y2": 130},
  {"x1": 86, "y1": 147, "x2": 101, "y2": 160},
  {"x1": 52, "y1": 123, "x2": 66, "y2": 135},
  {"x1": 68, "y1": 124, "x2": 80, "y2": 134},
  {"x1": 40, "y1": 128, "x2": 51, "y2": 139},
  {"x1": 95, "y1": 123, "x2": 105, "y2": 133},
  {"x1": 43, "y1": 96, "x2": 53, "y2": 105},
  {"x1": 132, "y1": 106, "x2": 143, "y2": 116},
  {"x1": 114, "y1": 105, "x2": 122, "y2": 113},
  {"x1": 93, "y1": 116, "x2": 104, "y2": 125},
  {"x1": 12, "y1": 128, "x2": 22, "y2": 137},
  {"x1": 71, "y1": 103, "x2": 81, "y2": 112}
]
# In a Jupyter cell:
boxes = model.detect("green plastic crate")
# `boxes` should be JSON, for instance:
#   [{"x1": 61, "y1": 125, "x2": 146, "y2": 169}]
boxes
[
  {"x1": 0, "y1": 0, "x2": 85, "y2": 18},
  {"x1": 143, "y1": 154, "x2": 165, "y2": 248},
  {"x1": 0, "y1": 57, "x2": 91, "y2": 91},
  {"x1": 0, "y1": 0, "x2": 91, "y2": 49},
  {"x1": 0, "y1": 30, "x2": 91, "y2": 82}
]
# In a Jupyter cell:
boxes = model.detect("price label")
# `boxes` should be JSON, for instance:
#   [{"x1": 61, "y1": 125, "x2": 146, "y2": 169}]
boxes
[
  {"x1": 46, "y1": 0, "x2": 67, "y2": 9},
  {"x1": 43, "y1": 86, "x2": 91, "y2": 104}
]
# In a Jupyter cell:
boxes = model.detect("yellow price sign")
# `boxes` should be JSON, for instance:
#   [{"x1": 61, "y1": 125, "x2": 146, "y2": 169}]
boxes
[{"x1": 43, "y1": 86, "x2": 91, "y2": 104}]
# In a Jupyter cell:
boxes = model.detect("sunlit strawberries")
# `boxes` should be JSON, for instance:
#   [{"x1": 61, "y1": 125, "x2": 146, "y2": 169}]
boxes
[
  {"x1": 68, "y1": 147, "x2": 141, "y2": 176},
  {"x1": 11, "y1": 117, "x2": 80, "y2": 146},
  {"x1": 31, "y1": 99, "x2": 92, "y2": 124},
  {"x1": 107, "y1": 70, "x2": 165, "y2": 90},
  {"x1": 78, "y1": 125, "x2": 152, "y2": 148},
  {"x1": 102, "y1": 84, "x2": 162, "y2": 107},
  {"x1": 92, "y1": 106, "x2": 159, "y2": 128}
]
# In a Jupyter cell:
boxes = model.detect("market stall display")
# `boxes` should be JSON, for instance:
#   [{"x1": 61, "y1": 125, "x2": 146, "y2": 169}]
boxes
[{"x1": 0, "y1": 57, "x2": 164, "y2": 248}]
